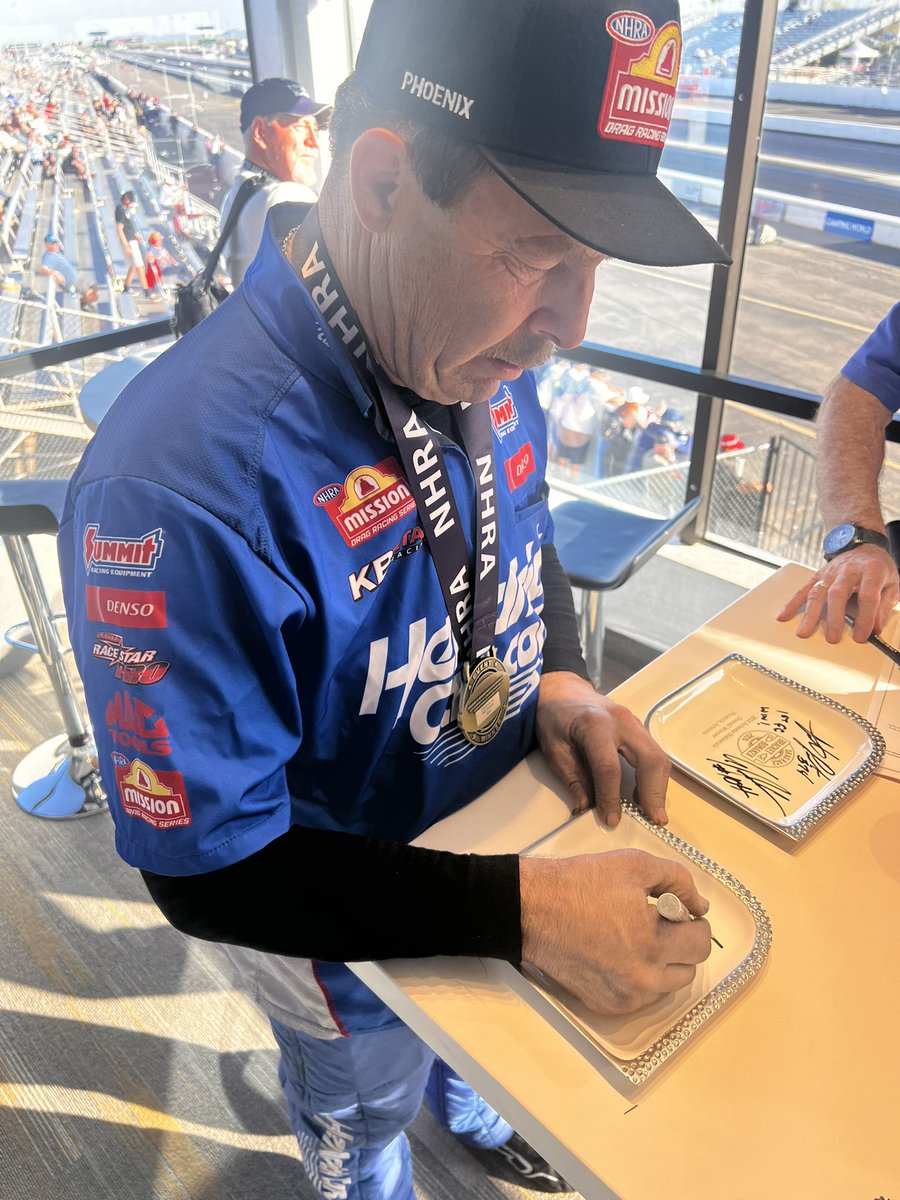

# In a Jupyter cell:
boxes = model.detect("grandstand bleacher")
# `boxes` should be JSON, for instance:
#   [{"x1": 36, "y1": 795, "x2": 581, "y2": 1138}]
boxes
[
  {"x1": 681, "y1": 2, "x2": 900, "y2": 75},
  {"x1": 0, "y1": 47, "x2": 222, "y2": 489},
  {"x1": 1, "y1": 48, "x2": 215, "y2": 359}
]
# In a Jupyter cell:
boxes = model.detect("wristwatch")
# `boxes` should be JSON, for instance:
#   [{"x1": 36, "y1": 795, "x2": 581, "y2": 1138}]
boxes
[{"x1": 822, "y1": 522, "x2": 890, "y2": 562}]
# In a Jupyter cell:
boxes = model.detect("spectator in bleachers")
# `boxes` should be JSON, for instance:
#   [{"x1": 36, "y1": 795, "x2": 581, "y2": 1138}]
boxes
[
  {"x1": 41, "y1": 148, "x2": 58, "y2": 179},
  {"x1": 143, "y1": 230, "x2": 179, "y2": 297},
  {"x1": 38, "y1": 232, "x2": 97, "y2": 303},
  {"x1": 641, "y1": 429, "x2": 679, "y2": 471},
  {"x1": 207, "y1": 132, "x2": 225, "y2": 187},
  {"x1": 219, "y1": 77, "x2": 331, "y2": 285},
  {"x1": 601, "y1": 397, "x2": 644, "y2": 477},
  {"x1": 114, "y1": 190, "x2": 147, "y2": 295},
  {"x1": 61, "y1": 142, "x2": 89, "y2": 181}
]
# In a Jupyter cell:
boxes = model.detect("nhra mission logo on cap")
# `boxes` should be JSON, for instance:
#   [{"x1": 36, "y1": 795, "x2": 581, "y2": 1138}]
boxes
[
  {"x1": 598, "y1": 9, "x2": 681, "y2": 148},
  {"x1": 318, "y1": 456, "x2": 416, "y2": 549}
]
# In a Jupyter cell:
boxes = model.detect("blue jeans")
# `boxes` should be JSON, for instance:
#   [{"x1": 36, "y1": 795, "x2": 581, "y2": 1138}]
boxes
[{"x1": 269, "y1": 1017, "x2": 513, "y2": 1199}]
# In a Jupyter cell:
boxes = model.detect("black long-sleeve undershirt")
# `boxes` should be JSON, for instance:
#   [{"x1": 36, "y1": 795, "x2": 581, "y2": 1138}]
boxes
[
  {"x1": 141, "y1": 402, "x2": 589, "y2": 960},
  {"x1": 142, "y1": 826, "x2": 522, "y2": 962}
]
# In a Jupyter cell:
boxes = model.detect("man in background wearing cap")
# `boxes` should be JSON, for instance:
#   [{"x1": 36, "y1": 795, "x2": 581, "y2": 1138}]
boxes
[
  {"x1": 114, "y1": 190, "x2": 146, "y2": 295},
  {"x1": 219, "y1": 77, "x2": 331, "y2": 285},
  {"x1": 38, "y1": 232, "x2": 98, "y2": 306},
  {"x1": 61, "y1": 2, "x2": 727, "y2": 1196}
]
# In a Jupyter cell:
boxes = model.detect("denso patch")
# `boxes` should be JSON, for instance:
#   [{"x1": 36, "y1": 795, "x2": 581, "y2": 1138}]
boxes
[
  {"x1": 320, "y1": 456, "x2": 416, "y2": 549},
  {"x1": 597, "y1": 12, "x2": 680, "y2": 147},
  {"x1": 114, "y1": 757, "x2": 191, "y2": 829},
  {"x1": 505, "y1": 442, "x2": 535, "y2": 491},
  {"x1": 85, "y1": 585, "x2": 167, "y2": 628}
]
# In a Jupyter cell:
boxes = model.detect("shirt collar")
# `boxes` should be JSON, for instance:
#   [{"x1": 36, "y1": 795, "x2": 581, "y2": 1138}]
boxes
[{"x1": 241, "y1": 202, "x2": 378, "y2": 423}]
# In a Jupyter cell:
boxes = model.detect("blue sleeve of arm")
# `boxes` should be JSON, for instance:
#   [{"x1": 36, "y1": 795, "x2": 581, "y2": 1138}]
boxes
[
  {"x1": 60, "y1": 477, "x2": 306, "y2": 876},
  {"x1": 841, "y1": 302, "x2": 900, "y2": 415}
]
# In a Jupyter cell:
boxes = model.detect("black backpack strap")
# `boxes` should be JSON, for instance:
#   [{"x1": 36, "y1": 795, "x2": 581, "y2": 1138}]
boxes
[{"x1": 201, "y1": 174, "x2": 267, "y2": 286}]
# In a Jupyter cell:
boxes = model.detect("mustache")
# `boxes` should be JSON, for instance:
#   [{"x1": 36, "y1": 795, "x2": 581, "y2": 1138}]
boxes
[{"x1": 484, "y1": 334, "x2": 557, "y2": 372}]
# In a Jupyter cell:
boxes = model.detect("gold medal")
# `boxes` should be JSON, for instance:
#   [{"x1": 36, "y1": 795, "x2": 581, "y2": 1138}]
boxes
[{"x1": 459, "y1": 651, "x2": 510, "y2": 746}]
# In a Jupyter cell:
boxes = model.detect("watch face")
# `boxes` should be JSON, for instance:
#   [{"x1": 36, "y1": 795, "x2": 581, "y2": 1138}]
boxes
[{"x1": 823, "y1": 523, "x2": 856, "y2": 555}]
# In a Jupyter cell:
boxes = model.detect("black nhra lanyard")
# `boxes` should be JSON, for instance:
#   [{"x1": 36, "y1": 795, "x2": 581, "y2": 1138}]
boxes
[{"x1": 287, "y1": 209, "x2": 509, "y2": 745}]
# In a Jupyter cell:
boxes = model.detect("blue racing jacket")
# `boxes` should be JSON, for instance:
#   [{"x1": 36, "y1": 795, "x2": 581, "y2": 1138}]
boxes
[{"x1": 59, "y1": 207, "x2": 552, "y2": 1033}]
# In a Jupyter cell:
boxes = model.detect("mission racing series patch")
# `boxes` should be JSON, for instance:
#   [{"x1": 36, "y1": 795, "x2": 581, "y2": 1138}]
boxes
[
  {"x1": 315, "y1": 457, "x2": 416, "y2": 549},
  {"x1": 598, "y1": 10, "x2": 681, "y2": 147}
]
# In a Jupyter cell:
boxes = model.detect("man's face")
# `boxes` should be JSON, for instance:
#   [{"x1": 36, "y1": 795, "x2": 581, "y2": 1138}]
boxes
[
  {"x1": 369, "y1": 165, "x2": 607, "y2": 407},
  {"x1": 260, "y1": 113, "x2": 320, "y2": 187}
]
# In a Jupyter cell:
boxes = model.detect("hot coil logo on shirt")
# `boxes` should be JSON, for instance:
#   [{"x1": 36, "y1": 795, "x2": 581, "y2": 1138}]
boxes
[
  {"x1": 83, "y1": 524, "x2": 164, "y2": 577},
  {"x1": 318, "y1": 456, "x2": 416, "y2": 549},
  {"x1": 598, "y1": 11, "x2": 681, "y2": 147}
]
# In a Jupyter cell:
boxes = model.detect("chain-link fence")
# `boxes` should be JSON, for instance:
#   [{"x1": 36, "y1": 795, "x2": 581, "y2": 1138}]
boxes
[{"x1": 551, "y1": 433, "x2": 826, "y2": 569}]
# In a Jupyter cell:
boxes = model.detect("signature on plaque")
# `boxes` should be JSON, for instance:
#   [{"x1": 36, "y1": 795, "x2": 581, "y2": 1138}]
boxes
[{"x1": 706, "y1": 714, "x2": 840, "y2": 817}]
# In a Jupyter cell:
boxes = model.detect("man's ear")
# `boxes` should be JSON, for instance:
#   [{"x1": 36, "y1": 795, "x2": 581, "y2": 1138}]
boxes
[
  {"x1": 250, "y1": 116, "x2": 270, "y2": 152},
  {"x1": 349, "y1": 128, "x2": 407, "y2": 233}
]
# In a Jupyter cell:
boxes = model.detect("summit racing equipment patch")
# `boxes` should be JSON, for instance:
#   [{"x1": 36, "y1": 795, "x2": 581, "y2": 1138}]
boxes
[
  {"x1": 83, "y1": 524, "x2": 164, "y2": 577},
  {"x1": 318, "y1": 456, "x2": 416, "y2": 549},
  {"x1": 112, "y1": 755, "x2": 191, "y2": 829},
  {"x1": 597, "y1": 11, "x2": 681, "y2": 147}
]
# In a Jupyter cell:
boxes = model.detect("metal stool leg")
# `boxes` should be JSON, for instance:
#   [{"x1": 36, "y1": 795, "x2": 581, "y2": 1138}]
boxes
[
  {"x1": 577, "y1": 586, "x2": 605, "y2": 689},
  {"x1": 3, "y1": 533, "x2": 107, "y2": 818}
]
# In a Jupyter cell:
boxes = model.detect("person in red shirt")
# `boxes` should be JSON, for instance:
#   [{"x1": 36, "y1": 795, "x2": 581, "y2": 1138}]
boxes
[{"x1": 143, "y1": 231, "x2": 178, "y2": 297}]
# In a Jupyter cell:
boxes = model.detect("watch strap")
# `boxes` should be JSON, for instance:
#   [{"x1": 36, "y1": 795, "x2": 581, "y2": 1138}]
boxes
[{"x1": 823, "y1": 524, "x2": 889, "y2": 561}]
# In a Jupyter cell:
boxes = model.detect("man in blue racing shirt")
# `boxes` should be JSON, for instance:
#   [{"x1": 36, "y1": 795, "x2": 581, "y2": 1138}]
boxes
[{"x1": 60, "y1": 0, "x2": 726, "y2": 1195}]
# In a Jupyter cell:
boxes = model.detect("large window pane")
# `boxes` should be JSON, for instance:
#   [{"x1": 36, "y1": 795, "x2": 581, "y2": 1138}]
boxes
[
  {"x1": 586, "y1": 4, "x2": 746, "y2": 365},
  {"x1": 731, "y1": 5, "x2": 900, "y2": 395},
  {"x1": 1, "y1": 25, "x2": 238, "y2": 347},
  {"x1": 539, "y1": 355, "x2": 698, "y2": 517}
]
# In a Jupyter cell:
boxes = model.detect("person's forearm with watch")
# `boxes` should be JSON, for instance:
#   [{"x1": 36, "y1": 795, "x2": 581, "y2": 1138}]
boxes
[{"x1": 778, "y1": 373, "x2": 899, "y2": 642}]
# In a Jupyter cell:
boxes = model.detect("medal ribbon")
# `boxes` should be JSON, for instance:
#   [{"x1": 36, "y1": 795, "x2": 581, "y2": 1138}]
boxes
[{"x1": 289, "y1": 208, "x2": 501, "y2": 665}]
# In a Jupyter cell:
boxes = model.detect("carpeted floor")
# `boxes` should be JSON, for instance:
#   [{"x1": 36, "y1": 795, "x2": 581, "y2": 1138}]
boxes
[{"x1": 0, "y1": 652, "x2": 583, "y2": 1199}]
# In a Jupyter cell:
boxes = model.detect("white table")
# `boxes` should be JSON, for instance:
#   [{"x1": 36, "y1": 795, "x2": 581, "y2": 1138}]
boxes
[{"x1": 351, "y1": 563, "x2": 900, "y2": 1199}]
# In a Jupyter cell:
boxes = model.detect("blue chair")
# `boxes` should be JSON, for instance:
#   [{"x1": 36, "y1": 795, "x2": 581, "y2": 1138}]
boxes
[
  {"x1": 552, "y1": 496, "x2": 702, "y2": 685},
  {"x1": 1, "y1": 478, "x2": 107, "y2": 818}
]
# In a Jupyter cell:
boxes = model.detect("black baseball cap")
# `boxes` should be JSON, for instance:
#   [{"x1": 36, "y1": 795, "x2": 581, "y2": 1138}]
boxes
[
  {"x1": 240, "y1": 77, "x2": 331, "y2": 133},
  {"x1": 354, "y1": 0, "x2": 730, "y2": 267}
]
